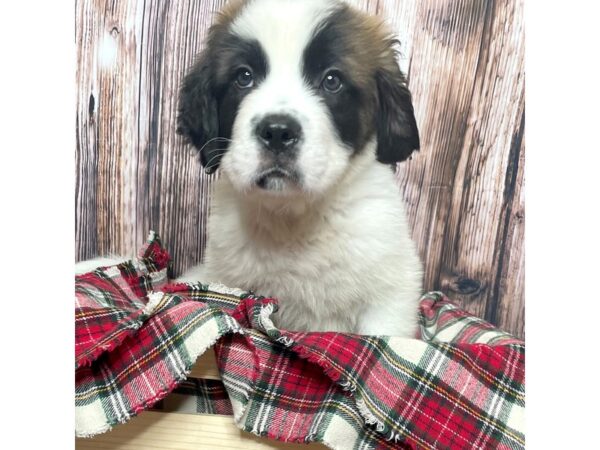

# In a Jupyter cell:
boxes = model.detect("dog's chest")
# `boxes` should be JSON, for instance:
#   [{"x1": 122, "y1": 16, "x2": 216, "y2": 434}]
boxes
[{"x1": 205, "y1": 204, "x2": 390, "y2": 331}]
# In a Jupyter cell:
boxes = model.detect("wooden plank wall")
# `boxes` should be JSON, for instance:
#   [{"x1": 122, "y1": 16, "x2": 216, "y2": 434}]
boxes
[{"x1": 76, "y1": 0, "x2": 525, "y2": 338}]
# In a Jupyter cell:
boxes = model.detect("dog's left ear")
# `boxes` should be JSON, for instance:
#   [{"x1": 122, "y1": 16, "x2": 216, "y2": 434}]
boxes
[
  {"x1": 375, "y1": 57, "x2": 420, "y2": 164},
  {"x1": 177, "y1": 50, "x2": 221, "y2": 174}
]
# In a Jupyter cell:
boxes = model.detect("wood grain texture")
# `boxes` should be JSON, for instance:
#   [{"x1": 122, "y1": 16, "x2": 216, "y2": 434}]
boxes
[
  {"x1": 188, "y1": 349, "x2": 221, "y2": 380},
  {"x1": 75, "y1": 411, "x2": 326, "y2": 449},
  {"x1": 76, "y1": 0, "x2": 525, "y2": 338},
  {"x1": 394, "y1": 0, "x2": 525, "y2": 337}
]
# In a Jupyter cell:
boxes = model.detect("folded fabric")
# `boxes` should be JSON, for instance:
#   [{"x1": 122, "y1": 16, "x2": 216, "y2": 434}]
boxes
[
  {"x1": 152, "y1": 378, "x2": 234, "y2": 416},
  {"x1": 75, "y1": 232, "x2": 525, "y2": 450}
]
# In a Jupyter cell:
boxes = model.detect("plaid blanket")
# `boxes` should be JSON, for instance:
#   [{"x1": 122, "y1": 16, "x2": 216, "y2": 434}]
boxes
[{"x1": 75, "y1": 232, "x2": 525, "y2": 449}]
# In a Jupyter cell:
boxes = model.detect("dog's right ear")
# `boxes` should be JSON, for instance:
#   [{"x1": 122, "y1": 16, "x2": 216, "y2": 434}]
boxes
[
  {"x1": 177, "y1": 51, "x2": 221, "y2": 174},
  {"x1": 374, "y1": 41, "x2": 420, "y2": 165}
]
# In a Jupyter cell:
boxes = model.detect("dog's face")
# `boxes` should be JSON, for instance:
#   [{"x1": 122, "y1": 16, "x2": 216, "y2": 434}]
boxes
[{"x1": 178, "y1": 0, "x2": 419, "y2": 198}]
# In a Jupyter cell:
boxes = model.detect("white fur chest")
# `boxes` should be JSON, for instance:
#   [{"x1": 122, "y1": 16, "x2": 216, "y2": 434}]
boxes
[{"x1": 191, "y1": 156, "x2": 423, "y2": 334}]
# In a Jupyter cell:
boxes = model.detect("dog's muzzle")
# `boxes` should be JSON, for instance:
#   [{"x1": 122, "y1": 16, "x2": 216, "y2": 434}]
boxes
[{"x1": 253, "y1": 114, "x2": 303, "y2": 191}]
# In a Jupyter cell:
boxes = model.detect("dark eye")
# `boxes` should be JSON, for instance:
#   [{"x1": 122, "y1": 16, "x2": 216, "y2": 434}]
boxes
[
  {"x1": 235, "y1": 68, "x2": 254, "y2": 88},
  {"x1": 321, "y1": 71, "x2": 343, "y2": 93}
]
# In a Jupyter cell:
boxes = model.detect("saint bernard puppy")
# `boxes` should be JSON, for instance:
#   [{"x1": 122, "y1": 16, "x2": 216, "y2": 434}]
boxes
[{"x1": 78, "y1": 0, "x2": 424, "y2": 336}]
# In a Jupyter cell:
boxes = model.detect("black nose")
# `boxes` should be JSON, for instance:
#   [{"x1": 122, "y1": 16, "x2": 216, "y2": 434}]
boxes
[{"x1": 256, "y1": 114, "x2": 302, "y2": 153}]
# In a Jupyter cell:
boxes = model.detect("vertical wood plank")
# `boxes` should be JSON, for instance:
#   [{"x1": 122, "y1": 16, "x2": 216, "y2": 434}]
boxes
[
  {"x1": 491, "y1": 113, "x2": 525, "y2": 337},
  {"x1": 76, "y1": 0, "x2": 99, "y2": 260},
  {"x1": 76, "y1": 0, "x2": 145, "y2": 258},
  {"x1": 449, "y1": 0, "x2": 524, "y2": 333},
  {"x1": 395, "y1": 0, "x2": 525, "y2": 336},
  {"x1": 377, "y1": 1, "x2": 418, "y2": 74},
  {"x1": 151, "y1": 0, "x2": 227, "y2": 276},
  {"x1": 395, "y1": 0, "x2": 493, "y2": 316},
  {"x1": 133, "y1": 0, "x2": 229, "y2": 276},
  {"x1": 76, "y1": 0, "x2": 227, "y2": 275}
]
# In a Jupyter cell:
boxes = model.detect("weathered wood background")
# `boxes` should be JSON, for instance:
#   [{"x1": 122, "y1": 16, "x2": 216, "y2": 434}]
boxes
[{"x1": 76, "y1": 0, "x2": 525, "y2": 338}]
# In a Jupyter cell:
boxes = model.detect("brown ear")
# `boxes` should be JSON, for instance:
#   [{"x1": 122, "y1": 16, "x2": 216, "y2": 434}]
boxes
[
  {"x1": 375, "y1": 58, "x2": 420, "y2": 164},
  {"x1": 176, "y1": 51, "x2": 222, "y2": 174}
]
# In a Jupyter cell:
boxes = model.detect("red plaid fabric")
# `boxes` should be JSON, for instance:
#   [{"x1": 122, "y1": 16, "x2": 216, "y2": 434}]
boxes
[
  {"x1": 75, "y1": 231, "x2": 171, "y2": 368},
  {"x1": 75, "y1": 232, "x2": 525, "y2": 449},
  {"x1": 152, "y1": 378, "x2": 234, "y2": 416}
]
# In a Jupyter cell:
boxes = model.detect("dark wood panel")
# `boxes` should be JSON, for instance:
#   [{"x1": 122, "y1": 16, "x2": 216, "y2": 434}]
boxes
[
  {"x1": 393, "y1": 0, "x2": 524, "y2": 336},
  {"x1": 76, "y1": 0, "x2": 226, "y2": 271},
  {"x1": 75, "y1": 0, "x2": 525, "y2": 338}
]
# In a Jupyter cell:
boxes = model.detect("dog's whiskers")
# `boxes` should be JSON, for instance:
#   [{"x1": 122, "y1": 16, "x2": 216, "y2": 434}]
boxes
[
  {"x1": 203, "y1": 149, "x2": 228, "y2": 174},
  {"x1": 198, "y1": 137, "x2": 232, "y2": 155}
]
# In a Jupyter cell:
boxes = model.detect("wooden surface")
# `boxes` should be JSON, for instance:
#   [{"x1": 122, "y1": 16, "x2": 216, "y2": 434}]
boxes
[
  {"x1": 188, "y1": 349, "x2": 220, "y2": 380},
  {"x1": 75, "y1": 411, "x2": 326, "y2": 449},
  {"x1": 76, "y1": 0, "x2": 525, "y2": 338},
  {"x1": 75, "y1": 352, "x2": 327, "y2": 449}
]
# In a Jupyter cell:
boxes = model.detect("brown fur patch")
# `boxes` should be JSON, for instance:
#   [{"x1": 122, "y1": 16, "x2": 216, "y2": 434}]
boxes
[
  {"x1": 301, "y1": 2, "x2": 419, "y2": 161},
  {"x1": 215, "y1": 0, "x2": 248, "y2": 27},
  {"x1": 334, "y1": 4, "x2": 406, "y2": 87}
]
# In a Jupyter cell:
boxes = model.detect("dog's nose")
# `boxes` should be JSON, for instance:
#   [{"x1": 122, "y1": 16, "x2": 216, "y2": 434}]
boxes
[{"x1": 256, "y1": 114, "x2": 302, "y2": 153}]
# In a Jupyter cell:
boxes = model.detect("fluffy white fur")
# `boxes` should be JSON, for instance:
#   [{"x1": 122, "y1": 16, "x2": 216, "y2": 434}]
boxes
[
  {"x1": 179, "y1": 143, "x2": 422, "y2": 336},
  {"x1": 76, "y1": 0, "x2": 424, "y2": 337}
]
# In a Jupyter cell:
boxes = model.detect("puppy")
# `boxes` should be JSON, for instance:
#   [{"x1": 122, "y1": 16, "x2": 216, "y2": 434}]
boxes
[
  {"x1": 75, "y1": 0, "x2": 423, "y2": 336},
  {"x1": 174, "y1": 0, "x2": 424, "y2": 336}
]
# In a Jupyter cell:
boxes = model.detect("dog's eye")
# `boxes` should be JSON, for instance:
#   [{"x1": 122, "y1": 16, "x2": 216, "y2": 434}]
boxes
[
  {"x1": 235, "y1": 68, "x2": 254, "y2": 89},
  {"x1": 321, "y1": 71, "x2": 343, "y2": 93}
]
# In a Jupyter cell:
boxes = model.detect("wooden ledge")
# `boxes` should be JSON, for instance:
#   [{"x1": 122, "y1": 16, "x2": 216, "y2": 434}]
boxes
[
  {"x1": 76, "y1": 351, "x2": 325, "y2": 448},
  {"x1": 188, "y1": 349, "x2": 221, "y2": 380},
  {"x1": 76, "y1": 411, "x2": 325, "y2": 449}
]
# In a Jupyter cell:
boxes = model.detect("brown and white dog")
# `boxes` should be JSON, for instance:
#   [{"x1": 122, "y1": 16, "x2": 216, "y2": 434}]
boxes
[{"x1": 77, "y1": 0, "x2": 424, "y2": 336}]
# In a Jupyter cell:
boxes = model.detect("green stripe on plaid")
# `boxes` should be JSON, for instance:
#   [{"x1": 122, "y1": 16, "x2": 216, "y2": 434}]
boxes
[
  {"x1": 419, "y1": 293, "x2": 522, "y2": 346},
  {"x1": 75, "y1": 233, "x2": 525, "y2": 449},
  {"x1": 152, "y1": 378, "x2": 234, "y2": 415}
]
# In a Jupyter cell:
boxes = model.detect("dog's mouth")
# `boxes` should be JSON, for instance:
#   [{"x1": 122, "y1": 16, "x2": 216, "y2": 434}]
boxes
[{"x1": 255, "y1": 167, "x2": 299, "y2": 192}]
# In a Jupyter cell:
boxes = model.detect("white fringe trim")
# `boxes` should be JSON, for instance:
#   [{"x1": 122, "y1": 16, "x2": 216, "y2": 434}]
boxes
[
  {"x1": 258, "y1": 303, "x2": 276, "y2": 331},
  {"x1": 276, "y1": 336, "x2": 294, "y2": 347},
  {"x1": 355, "y1": 398, "x2": 386, "y2": 433},
  {"x1": 102, "y1": 266, "x2": 121, "y2": 277},
  {"x1": 143, "y1": 292, "x2": 165, "y2": 316},
  {"x1": 208, "y1": 282, "x2": 247, "y2": 297},
  {"x1": 339, "y1": 380, "x2": 356, "y2": 392},
  {"x1": 387, "y1": 430, "x2": 403, "y2": 442},
  {"x1": 76, "y1": 318, "x2": 235, "y2": 438},
  {"x1": 149, "y1": 268, "x2": 168, "y2": 283},
  {"x1": 75, "y1": 423, "x2": 113, "y2": 439}
]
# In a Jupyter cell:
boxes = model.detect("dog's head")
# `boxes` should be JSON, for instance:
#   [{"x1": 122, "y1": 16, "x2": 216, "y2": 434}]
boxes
[{"x1": 177, "y1": 0, "x2": 419, "y2": 197}]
